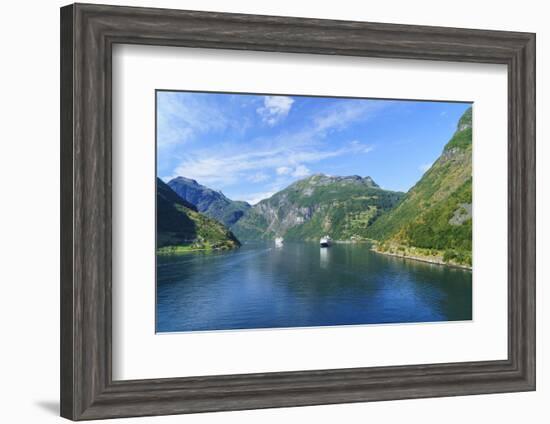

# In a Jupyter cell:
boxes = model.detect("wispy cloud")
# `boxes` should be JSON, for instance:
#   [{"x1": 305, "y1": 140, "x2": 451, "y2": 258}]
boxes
[
  {"x1": 172, "y1": 140, "x2": 373, "y2": 188},
  {"x1": 276, "y1": 165, "x2": 311, "y2": 178},
  {"x1": 276, "y1": 166, "x2": 291, "y2": 175},
  {"x1": 256, "y1": 96, "x2": 294, "y2": 126},
  {"x1": 291, "y1": 165, "x2": 311, "y2": 178},
  {"x1": 157, "y1": 92, "x2": 231, "y2": 147},
  {"x1": 168, "y1": 98, "x2": 381, "y2": 190},
  {"x1": 350, "y1": 140, "x2": 374, "y2": 153},
  {"x1": 247, "y1": 172, "x2": 270, "y2": 183},
  {"x1": 238, "y1": 176, "x2": 294, "y2": 204},
  {"x1": 314, "y1": 100, "x2": 383, "y2": 133},
  {"x1": 157, "y1": 91, "x2": 251, "y2": 149},
  {"x1": 242, "y1": 190, "x2": 278, "y2": 205}
]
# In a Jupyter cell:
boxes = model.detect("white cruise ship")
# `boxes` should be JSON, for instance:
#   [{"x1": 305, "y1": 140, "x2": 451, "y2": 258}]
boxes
[{"x1": 320, "y1": 235, "x2": 332, "y2": 247}]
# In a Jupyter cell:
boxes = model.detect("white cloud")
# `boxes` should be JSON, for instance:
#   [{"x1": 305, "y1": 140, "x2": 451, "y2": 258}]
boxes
[
  {"x1": 314, "y1": 100, "x2": 384, "y2": 133},
  {"x1": 239, "y1": 177, "x2": 292, "y2": 204},
  {"x1": 174, "y1": 140, "x2": 374, "y2": 187},
  {"x1": 248, "y1": 172, "x2": 270, "y2": 183},
  {"x1": 350, "y1": 140, "x2": 374, "y2": 153},
  {"x1": 167, "y1": 96, "x2": 379, "y2": 195},
  {"x1": 291, "y1": 165, "x2": 311, "y2": 178},
  {"x1": 243, "y1": 190, "x2": 277, "y2": 205},
  {"x1": 256, "y1": 96, "x2": 294, "y2": 126},
  {"x1": 276, "y1": 166, "x2": 291, "y2": 175},
  {"x1": 157, "y1": 92, "x2": 230, "y2": 147},
  {"x1": 419, "y1": 162, "x2": 433, "y2": 173}
]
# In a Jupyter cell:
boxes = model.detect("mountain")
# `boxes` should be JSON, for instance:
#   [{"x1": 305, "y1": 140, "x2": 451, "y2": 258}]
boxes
[
  {"x1": 232, "y1": 174, "x2": 404, "y2": 241},
  {"x1": 365, "y1": 107, "x2": 473, "y2": 266},
  {"x1": 156, "y1": 178, "x2": 240, "y2": 253},
  {"x1": 167, "y1": 176, "x2": 250, "y2": 227}
]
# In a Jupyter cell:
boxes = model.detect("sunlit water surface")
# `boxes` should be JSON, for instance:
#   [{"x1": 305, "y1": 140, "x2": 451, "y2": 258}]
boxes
[{"x1": 156, "y1": 242, "x2": 472, "y2": 332}]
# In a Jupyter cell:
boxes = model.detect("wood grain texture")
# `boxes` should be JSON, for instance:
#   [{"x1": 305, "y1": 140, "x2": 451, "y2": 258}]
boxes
[
  {"x1": 60, "y1": 4, "x2": 74, "y2": 419},
  {"x1": 60, "y1": 3, "x2": 536, "y2": 420}
]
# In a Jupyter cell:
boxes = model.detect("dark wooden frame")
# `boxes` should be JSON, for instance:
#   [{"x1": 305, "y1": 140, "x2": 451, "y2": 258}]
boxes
[{"x1": 60, "y1": 3, "x2": 536, "y2": 420}]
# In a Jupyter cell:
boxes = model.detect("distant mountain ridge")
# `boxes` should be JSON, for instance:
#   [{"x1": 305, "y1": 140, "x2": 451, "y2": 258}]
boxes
[
  {"x1": 168, "y1": 176, "x2": 250, "y2": 227},
  {"x1": 231, "y1": 174, "x2": 404, "y2": 241}
]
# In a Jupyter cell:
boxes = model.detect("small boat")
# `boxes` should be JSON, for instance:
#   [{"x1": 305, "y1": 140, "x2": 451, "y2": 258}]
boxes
[
  {"x1": 275, "y1": 237, "x2": 284, "y2": 247},
  {"x1": 320, "y1": 235, "x2": 332, "y2": 247}
]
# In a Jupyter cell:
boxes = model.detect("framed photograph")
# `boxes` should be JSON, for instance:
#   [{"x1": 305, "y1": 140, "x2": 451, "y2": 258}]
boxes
[{"x1": 60, "y1": 3, "x2": 535, "y2": 420}]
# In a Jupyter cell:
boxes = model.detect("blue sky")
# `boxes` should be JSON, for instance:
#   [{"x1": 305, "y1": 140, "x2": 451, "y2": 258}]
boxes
[{"x1": 157, "y1": 91, "x2": 471, "y2": 204}]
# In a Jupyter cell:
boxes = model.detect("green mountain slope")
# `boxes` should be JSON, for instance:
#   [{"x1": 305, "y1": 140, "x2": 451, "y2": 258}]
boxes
[
  {"x1": 232, "y1": 174, "x2": 404, "y2": 241},
  {"x1": 157, "y1": 178, "x2": 241, "y2": 253},
  {"x1": 168, "y1": 176, "x2": 250, "y2": 227},
  {"x1": 366, "y1": 107, "x2": 473, "y2": 265}
]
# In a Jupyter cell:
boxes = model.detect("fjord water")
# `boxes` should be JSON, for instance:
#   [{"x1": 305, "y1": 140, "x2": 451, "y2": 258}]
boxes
[{"x1": 156, "y1": 242, "x2": 472, "y2": 333}]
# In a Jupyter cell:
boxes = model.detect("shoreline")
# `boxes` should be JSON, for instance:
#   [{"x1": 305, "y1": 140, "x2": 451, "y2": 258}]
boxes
[
  {"x1": 158, "y1": 240, "x2": 472, "y2": 271},
  {"x1": 157, "y1": 245, "x2": 239, "y2": 255},
  {"x1": 371, "y1": 247, "x2": 472, "y2": 271}
]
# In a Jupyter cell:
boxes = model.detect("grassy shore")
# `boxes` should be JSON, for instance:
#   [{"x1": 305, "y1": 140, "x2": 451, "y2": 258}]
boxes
[
  {"x1": 157, "y1": 240, "x2": 239, "y2": 255},
  {"x1": 370, "y1": 242, "x2": 472, "y2": 270}
]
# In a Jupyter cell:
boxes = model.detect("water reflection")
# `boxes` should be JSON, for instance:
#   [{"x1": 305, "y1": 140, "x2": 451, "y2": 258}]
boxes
[
  {"x1": 157, "y1": 241, "x2": 472, "y2": 332},
  {"x1": 320, "y1": 247, "x2": 330, "y2": 268}
]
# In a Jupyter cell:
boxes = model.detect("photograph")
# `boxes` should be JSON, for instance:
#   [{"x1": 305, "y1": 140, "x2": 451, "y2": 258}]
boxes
[{"x1": 155, "y1": 91, "x2": 473, "y2": 333}]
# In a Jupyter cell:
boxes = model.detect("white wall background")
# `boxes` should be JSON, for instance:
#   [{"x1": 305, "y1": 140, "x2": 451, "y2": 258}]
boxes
[{"x1": 0, "y1": 0, "x2": 546, "y2": 423}]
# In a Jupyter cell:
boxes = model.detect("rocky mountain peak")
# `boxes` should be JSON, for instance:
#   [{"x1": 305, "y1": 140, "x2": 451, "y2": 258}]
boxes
[
  {"x1": 457, "y1": 106, "x2": 472, "y2": 131},
  {"x1": 171, "y1": 176, "x2": 199, "y2": 186},
  {"x1": 442, "y1": 107, "x2": 473, "y2": 154},
  {"x1": 168, "y1": 176, "x2": 250, "y2": 227},
  {"x1": 296, "y1": 173, "x2": 379, "y2": 188}
]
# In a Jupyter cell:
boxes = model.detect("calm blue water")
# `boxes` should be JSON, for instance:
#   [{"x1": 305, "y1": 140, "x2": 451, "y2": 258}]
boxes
[{"x1": 156, "y1": 242, "x2": 472, "y2": 333}]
